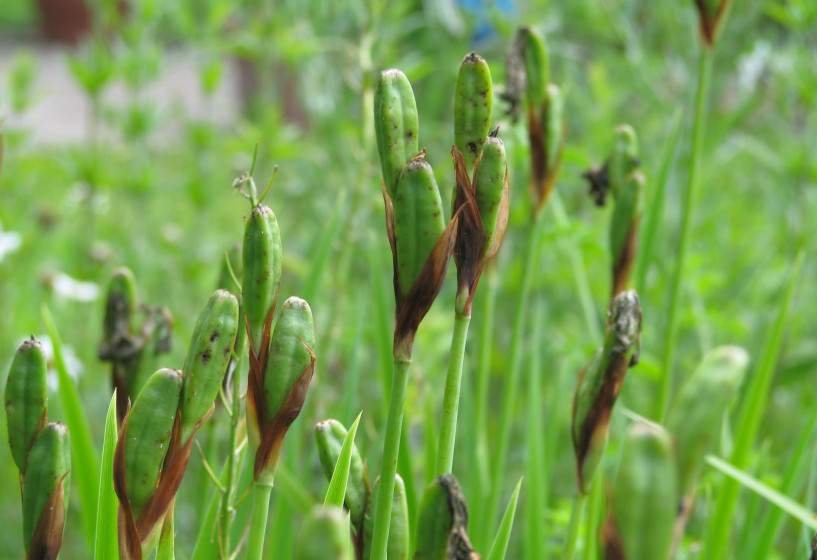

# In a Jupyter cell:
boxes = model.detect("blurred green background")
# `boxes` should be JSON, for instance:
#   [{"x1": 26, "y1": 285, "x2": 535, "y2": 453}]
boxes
[{"x1": 1, "y1": 0, "x2": 815, "y2": 558}]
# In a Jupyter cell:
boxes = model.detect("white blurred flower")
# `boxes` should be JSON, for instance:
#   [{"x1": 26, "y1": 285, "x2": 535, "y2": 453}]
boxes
[
  {"x1": 0, "y1": 221, "x2": 22, "y2": 263},
  {"x1": 31, "y1": 335, "x2": 84, "y2": 391},
  {"x1": 46, "y1": 271, "x2": 100, "y2": 302}
]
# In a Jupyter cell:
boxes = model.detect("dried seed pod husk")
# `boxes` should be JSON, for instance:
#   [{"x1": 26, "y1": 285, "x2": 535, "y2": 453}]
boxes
[
  {"x1": 121, "y1": 368, "x2": 182, "y2": 519},
  {"x1": 606, "y1": 421, "x2": 677, "y2": 560},
  {"x1": 249, "y1": 296, "x2": 316, "y2": 486},
  {"x1": 610, "y1": 171, "x2": 644, "y2": 297},
  {"x1": 454, "y1": 52, "x2": 493, "y2": 171},
  {"x1": 693, "y1": 0, "x2": 731, "y2": 46},
  {"x1": 363, "y1": 474, "x2": 409, "y2": 560},
  {"x1": 666, "y1": 345, "x2": 748, "y2": 495},
  {"x1": 315, "y1": 419, "x2": 369, "y2": 533},
  {"x1": 414, "y1": 474, "x2": 479, "y2": 560},
  {"x1": 375, "y1": 69, "x2": 420, "y2": 200},
  {"x1": 22, "y1": 422, "x2": 70, "y2": 560},
  {"x1": 451, "y1": 138, "x2": 509, "y2": 317},
  {"x1": 571, "y1": 290, "x2": 642, "y2": 493},
  {"x1": 5, "y1": 336, "x2": 48, "y2": 475},
  {"x1": 242, "y1": 203, "x2": 282, "y2": 354},
  {"x1": 179, "y1": 289, "x2": 240, "y2": 442},
  {"x1": 295, "y1": 506, "x2": 354, "y2": 560}
]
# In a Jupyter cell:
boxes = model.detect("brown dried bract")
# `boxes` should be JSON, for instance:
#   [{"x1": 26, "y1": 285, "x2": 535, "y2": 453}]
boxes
[
  {"x1": 600, "y1": 517, "x2": 625, "y2": 560},
  {"x1": 28, "y1": 472, "x2": 68, "y2": 560},
  {"x1": 437, "y1": 474, "x2": 480, "y2": 560},
  {"x1": 694, "y1": 0, "x2": 731, "y2": 47},
  {"x1": 528, "y1": 103, "x2": 565, "y2": 215},
  {"x1": 611, "y1": 218, "x2": 639, "y2": 299}
]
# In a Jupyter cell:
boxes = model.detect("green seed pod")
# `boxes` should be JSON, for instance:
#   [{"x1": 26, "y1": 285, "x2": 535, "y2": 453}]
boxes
[
  {"x1": 667, "y1": 345, "x2": 748, "y2": 494},
  {"x1": 315, "y1": 419, "x2": 369, "y2": 532},
  {"x1": 179, "y1": 289, "x2": 240, "y2": 442},
  {"x1": 374, "y1": 69, "x2": 420, "y2": 199},
  {"x1": 242, "y1": 204, "x2": 283, "y2": 352},
  {"x1": 5, "y1": 337, "x2": 48, "y2": 475},
  {"x1": 611, "y1": 422, "x2": 677, "y2": 560},
  {"x1": 414, "y1": 474, "x2": 478, "y2": 560},
  {"x1": 610, "y1": 171, "x2": 644, "y2": 297},
  {"x1": 101, "y1": 267, "x2": 138, "y2": 348},
  {"x1": 123, "y1": 368, "x2": 182, "y2": 518},
  {"x1": 454, "y1": 52, "x2": 493, "y2": 171},
  {"x1": 543, "y1": 84, "x2": 564, "y2": 178},
  {"x1": 364, "y1": 474, "x2": 409, "y2": 560},
  {"x1": 295, "y1": 506, "x2": 354, "y2": 560},
  {"x1": 607, "y1": 125, "x2": 639, "y2": 197},
  {"x1": 251, "y1": 296, "x2": 316, "y2": 485},
  {"x1": 22, "y1": 422, "x2": 70, "y2": 559},
  {"x1": 521, "y1": 26, "x2": 549, "y2": 109},
  {"x1": 393, "y1": 156, "x2": 446, "y2": 298},
  {"x1": 572, "y1": 290, "x2": 642, "y2": 493},
  {"x1": 473, "y1": 136, "x2": 509, "y2": 257}
]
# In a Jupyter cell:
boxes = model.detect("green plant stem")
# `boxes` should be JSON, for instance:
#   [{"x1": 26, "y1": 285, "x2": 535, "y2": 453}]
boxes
[
  {"x1": 370, "y1": 357, "x2": 412, "y2": 560},
  {"x1": 565, "y1": 493, "x2": 587, "y2": 559},
  {"x1": 583, "y1": 478, "x2": 603, "y2": 560},
  {"x1": 246, "y1": 483, "x2": 273, "y2": 560},
  {"x1": 436, "y1": 313, "x2": 471, "y2": 475},
  {"x1": 656, "y1": 46, "x2": 713, "y2": 421},
  {"x1": 485, "y1": 212, "x2": 544, "y2": 537},
  {"x1": 219, "y1": 339, "x2": 246, "y2": 557}
]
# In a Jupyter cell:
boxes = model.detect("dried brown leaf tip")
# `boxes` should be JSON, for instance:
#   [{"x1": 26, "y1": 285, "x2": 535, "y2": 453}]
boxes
[
  {"x1": 414, "y1": 474, "x2": 480, "y2": 560},
  {"x1": 571, "y1": 290, "x2": 642, "y2": 493},
  {"x1": 694, "y1": 0, "x2": 731, "y2": 47}
]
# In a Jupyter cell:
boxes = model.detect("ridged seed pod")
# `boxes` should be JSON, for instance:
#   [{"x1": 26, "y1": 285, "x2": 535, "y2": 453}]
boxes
[
  {"x1": 608, "y1": 125, "x2": 639, "y2": 196},
  {"x1": 414, "y1": 474, "x2": 478, "y2": 560},
  {"x1": 123, "y1": 368, "x2": 182, "y2": 518},
  {"x1": 473, "y1": 136, "x2": 509, "y2": 257},
  {"x1": 295, "y1": 506, "x2": 354, "y2": 560},
  {"x1": 363, "y1": 474, "x2": 409, "y2": 560},
  {"x1": 242, "y1": 204, "x2": 283, "y2": 353},
  {"x1": 251, "y1": 296, "x2": 316, "y2": 485},
  {"x1": 393, "y1": 155, "x2": 446, "y2": 299},
  {"x1": 5, "y1": 337, "x2": 48, "y2": 475},
  {"x1": 520, "y1": 26, "x2": 549, "y2": 108},
  {"x1": 571, "y1": 290, "x2": 642, "y2": 493},
  {"x1": 454, "y1": 52, "x2": 493, "y2": 170},
  {"x1": 315, "y1": 419, "x2": 369, "y2": 532},
  {"x1": 609, "y1": 422, "x2": 677, "y2": 560},
  {"x1": 667, "y1": 345, "x2": 748, "y2": 494},
  {"x1": 375, "y1": 69, "x2": 420, "y2": 199},
  {"x1": 22, "y1": 422, "x2": 70, "y2": 560},
  {"x1": 101, "y1": 267, "x2": 138, "y2": 349},
  {"x1": 179, "y1": 289, "x2": 240, "y2": 442}
]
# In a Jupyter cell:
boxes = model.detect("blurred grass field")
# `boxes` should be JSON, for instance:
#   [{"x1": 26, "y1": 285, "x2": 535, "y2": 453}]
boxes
[{"x1": 1, "y1": 1, "x2": 816, "y2": 558}]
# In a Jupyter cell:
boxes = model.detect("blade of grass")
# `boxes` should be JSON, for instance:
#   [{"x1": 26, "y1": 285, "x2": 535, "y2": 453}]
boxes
[
  {"x1": 93, "y1": 392, "x2": 119, "y2": 560},
  {"x1": 656, "y1": 46, "x2": 713, "y2": 421},
  {"x1": 703, "y1": 250, "x2": 805, "y2": 559},
  {"x1": 156, "y1": 510, "x2": 174, "y2": 560},
  {"x1": 190, "y1": 460, "x2": 230, "y2": 560},
  {"x1": 324, "y1": 412, "x2": 362, "y2": 508},
  {"x1": 706, "y1": 455, "x2": 817, "y2": 531},
  {"x1": 42, "y1": 304, "x2": 99, "y2": 550},
  {"x1": 487, "y1": 478, "x2": 523, "y2": 560},
  {"x1": 634, "y1": 108, "x2": 683, "y2": 293}
]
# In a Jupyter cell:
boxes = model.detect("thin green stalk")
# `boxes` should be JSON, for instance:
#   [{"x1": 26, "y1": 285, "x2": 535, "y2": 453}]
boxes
[
  {"x1": 246, "y1": 483, "x2": 273, "y2": 560},
  {"x1": 583, "y1": 477, "x2": 603, "y2": 560},
  {"x1": 564, "y1": 493, "x2": 587, "y2": 559},
  {"x1": 435, "y1": 313, "x2": 471, "y2": 475},
  {"x1": 219, "y1": 339, "x2": 246, "y2": 557},
  {"x1": 484, "y1": 213, "x2": 544, "y2": 538},
  {"x1": 370, "y1": 357, "x2": 411, "y2": 560},
  {"x1": 656, "y1": 47, "x2": 713, "y2": 421},
  {"x1": 524, "y1": 302, "x2": 545, "y2": 560}
]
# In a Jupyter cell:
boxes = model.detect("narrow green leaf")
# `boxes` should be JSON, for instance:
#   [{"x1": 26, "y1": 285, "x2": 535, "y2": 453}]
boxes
[
  {"x1": 42, "y1": 305, "x2": 99, "y2": 550},
  {"x1": 525, "y1": 303, "x2": 545, "y2": 560},
  {"x1": 190, "y1": 460, "x2": 231, "y2": 560},
  {"x1": 324, "y1": 412, "x2": 362, "y2": 508},
  {"x1": 487, "y1": 478, "x2": 523, "y2": 560},
  {"x1": 93, "y1": 392, "x2": 119, "y2": 560},
  {"x1": 156, "y1": 512, "x2": 175, "y2": 560},
  {"x1": 706, "y1": 455, "x2": 817, "y2": 531}
]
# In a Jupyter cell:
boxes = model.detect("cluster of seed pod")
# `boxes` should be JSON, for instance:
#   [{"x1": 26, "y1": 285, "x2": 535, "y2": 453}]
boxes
[
  {"x1": 5, "y1": 337, "x2": 71, "y2": 560},
  {"x1": 113, "y1": 288, "x2": 239, "y2": 559},
  {"x1": 98, "y1": 266, "x2": 174, "y2": 424},
  {"x1": 241, "y1": 197, "x2": 316, "y2": 487}
]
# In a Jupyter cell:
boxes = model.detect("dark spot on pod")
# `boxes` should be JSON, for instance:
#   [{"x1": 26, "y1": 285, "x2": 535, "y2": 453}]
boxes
[
  {"x1": 201, "y1": 349, "x2": 212, "y2": 365},
  {"x1": 210, "y1": 332, "x2": 219, "y2": 342}
]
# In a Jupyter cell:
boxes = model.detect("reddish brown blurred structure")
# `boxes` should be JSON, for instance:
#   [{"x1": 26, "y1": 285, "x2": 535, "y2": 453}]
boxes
[{"x1": 35, "y1": 0, "x2": 92, "y2": 43}]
